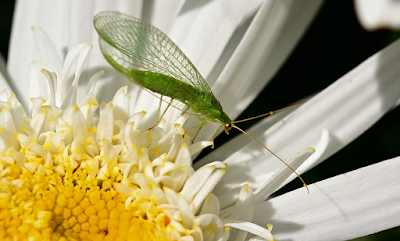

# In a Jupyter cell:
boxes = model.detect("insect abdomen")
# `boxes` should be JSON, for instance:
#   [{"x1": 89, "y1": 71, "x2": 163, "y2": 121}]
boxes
[{"x1": 127, "y1": 69, "x2": 205, "y2": 106}]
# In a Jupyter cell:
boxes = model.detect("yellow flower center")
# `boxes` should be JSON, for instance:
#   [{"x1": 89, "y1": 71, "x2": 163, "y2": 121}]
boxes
[
  {"x1": 0, "y1": 88, "x2": 222, "y2": 241},
  {"x1": 0, "y1": 169, "x2": 173, "y2": 241}
]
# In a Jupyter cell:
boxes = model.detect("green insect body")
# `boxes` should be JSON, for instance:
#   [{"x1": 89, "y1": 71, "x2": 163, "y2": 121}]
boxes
[
  {"x1": 94, "y1": 11, "x2": 232, "y2": 135},
  {"x1": 104, "y1": 54, "x2": 230, "y2": 125}
]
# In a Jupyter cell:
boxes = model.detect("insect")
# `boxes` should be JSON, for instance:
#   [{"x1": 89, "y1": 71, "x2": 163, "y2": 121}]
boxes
[{"x1": 94, "y1": 11, "x2": 308, "y2": 191}]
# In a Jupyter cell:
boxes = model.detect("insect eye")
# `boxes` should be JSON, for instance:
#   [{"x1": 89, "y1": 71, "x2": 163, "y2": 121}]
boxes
[{"x1": 224, "y1": 124, "x2": 232, "y2": 135}]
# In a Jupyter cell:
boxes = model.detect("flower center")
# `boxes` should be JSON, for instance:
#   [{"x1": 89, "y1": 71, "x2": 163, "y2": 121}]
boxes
[{"x1": 0, "y1": 85, "x2": 233, "y2": 241}]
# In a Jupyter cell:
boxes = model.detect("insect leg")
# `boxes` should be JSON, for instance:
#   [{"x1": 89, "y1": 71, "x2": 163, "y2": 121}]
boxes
[
  {"x1": 181, "y1": 106, "x2": 190, "y2": 115},
  {"x1": 150, "y1": 98, "x2": 174, "y2": 130},
  {"x1": 154, "y1": 95, "x2": 164, "y2": 123},
  {"x1": 185, "y1": 114, "x2": 207, "y2": 144},
  {"x1": 210, "y1": 124, "x2": 224, "y2": 149},
  {"x1": 159, "y1": 98, "x2": 173, "y2": 121}
]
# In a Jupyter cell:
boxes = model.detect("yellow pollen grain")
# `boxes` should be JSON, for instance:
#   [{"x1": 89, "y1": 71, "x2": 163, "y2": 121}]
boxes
[
  {"x1": 77, "y1": 213, "x2": 88, "y2": 223},
  {"x1": 80, "y1": 197, "x2": 90, "y2": 209},
  {"x1": 72, "y1": 205, "x2": 83, "y2": 216},
  {"x1": 81, "y1": 222, "x2": 90, "y2": 231},
  {"x1": 84, "y1": 205, "x2": 96, "y2": 216},
  {"x1": 97, "y1": 209, "x2": 108, "y2": 219},
  {"x1": 88, "y1": 126, "x2": 96, "y2": 133},
  {"x1": 56, "y1": 194, "x2": 67, "y2": 207},
  {"x1": 106, "y1": 200, "x2": 117, "y2": 212},
  {"x1": 94, "y1": 200, "x2": 106, "y2": 211},
  {"x1": 91, "y1": 99, "x2": 99, "y2": 105},
  {"x1": 68, "y1": 216, "x2": 77, "y2": 226},
  {"x1": 63, "y1": 208, "x2": 72, "y2": 219},
  {"x1": 89, "y1": 215, "x2": 100, "y2": 225},
  {"x1": 153, "y1": 146, "x2": 161, "y2": 154},
  {"x1": 43, "y1": 141, "x2": 50, "y2": 150},
  {"x1": 89, "y1": 191, "x2": 101, "y2": 204},
  {"x1": 54, "y1": 205, "x2": 63, "y2": 215}
]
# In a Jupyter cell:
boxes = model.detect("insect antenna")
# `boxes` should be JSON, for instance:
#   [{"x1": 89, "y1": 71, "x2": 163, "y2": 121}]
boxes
[
  {"x1": 233, "y1": 101, "x2": 304, "y2": 124},
  {"x1": 231, "y1": 123, "x2": 309, "y2": 193}
]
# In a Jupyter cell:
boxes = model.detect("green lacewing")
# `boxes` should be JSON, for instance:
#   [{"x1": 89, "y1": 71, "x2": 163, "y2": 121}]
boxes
[{"x1": 94, "y1": 11, "x2": 308, "y2": 191}]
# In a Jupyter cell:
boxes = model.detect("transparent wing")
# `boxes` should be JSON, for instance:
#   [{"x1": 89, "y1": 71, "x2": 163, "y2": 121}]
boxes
[{"x1": 94, "y1": 11, "x2": 212, "y2": 95}]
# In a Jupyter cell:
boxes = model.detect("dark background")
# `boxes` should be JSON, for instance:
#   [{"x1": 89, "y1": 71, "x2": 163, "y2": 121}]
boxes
[{"x1": 1, "y1": 1, "x2": 399, "y2": 240}]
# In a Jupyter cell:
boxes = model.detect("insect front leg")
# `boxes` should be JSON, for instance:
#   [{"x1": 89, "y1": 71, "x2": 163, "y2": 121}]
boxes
[
  {"x1": 210, "y1": 124, "x2": 224, "y2": 149},
  {"x1": 185, "y1": 114, "x2": 207, "y2": 144}
]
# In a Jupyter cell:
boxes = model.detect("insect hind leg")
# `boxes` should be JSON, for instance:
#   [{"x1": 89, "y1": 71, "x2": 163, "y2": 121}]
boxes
[
  {"x1": 150, "y1": 97, "x2": 173, "y2": 130},
  {"x1": 154, "y1": 95, "x2": 164, "y2": 123}
]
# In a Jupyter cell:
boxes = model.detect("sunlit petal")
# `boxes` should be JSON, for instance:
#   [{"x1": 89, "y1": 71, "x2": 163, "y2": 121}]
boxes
[{"x1": 253, "y1": 156, "x2": 400, "y2": 240}]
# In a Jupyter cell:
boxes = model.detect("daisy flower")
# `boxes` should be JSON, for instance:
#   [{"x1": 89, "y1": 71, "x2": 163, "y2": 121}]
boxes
[{"x1": 1, "y1": 1, "x2": 400, "y2": 240}]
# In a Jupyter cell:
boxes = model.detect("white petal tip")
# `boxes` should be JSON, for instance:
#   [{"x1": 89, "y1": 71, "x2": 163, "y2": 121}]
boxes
[{"x1": 306, "y1": 147, "x2": 315, "y2": 153}]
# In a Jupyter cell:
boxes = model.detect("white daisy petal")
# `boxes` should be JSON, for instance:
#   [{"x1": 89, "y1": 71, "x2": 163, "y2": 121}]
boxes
[
  {"x1": 0, "y1": 107, "x2": 19, "y2": 152},
  {"x1": 253, "y1": 156, "x2": 400, "y2": 241},
  {"x1": 40, "y1": 68, "x2": 56, "y2": 106},
  {"x1": 181, "y1": 165, "x2": 216, "y2": 203},
  {"x1": 189, "y1": 140, "x2": 214, "y2": 156},
  {"x1": 28, "y1": 62, "x2": 48, "y2": 102},
  {"x1": 355, "y1": 0, "x2": 400, "y2": 31},
  {"x1": 0, "y1": 57, "x2": 11, "y2": 92},
  {"x1": 169, "y1": 0, "x2": 264, "y2": 78},
  {"x1": 0, "y1": 89, "x2": 9, "y2": 101},
  {"x1": 7, "y1": 93, "x2": 26, "y2": 132},
  {"x1": 85, "y1": 70, "x2": 104, "y2": 94},
  {"x1": 31, "y1": 26, "x2": 62, "y2": 76},
  {"x1": 112, "y1": 86, "x2": 131, "y2": 123},
  {"x1": 60, "y1": 43, "x2": 93, "y2": 108},
  {"x1": 191, "y1": 168, "x2": 226, "y2": 213},
  {"x1": 9, "y1": 1, "x2": 145, "y2": 108},
  {"x1": 199, "y1": 193, "x2": 220, "y2": 216},
  {"x1": 96, "y1": 102, "x2": 113, "y2": 143},
  {"x1": 175, "y1": 142, "x2": 192, "y2": 167},
  {"x1": 253, "y1": 148, "x2": 314, "y2": 204},
  {"x1": 223, "y1": 219, "x2": 274, "y2": 241}
]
